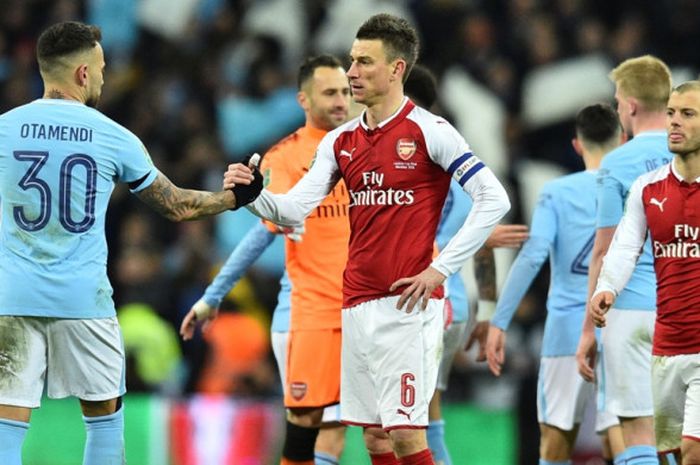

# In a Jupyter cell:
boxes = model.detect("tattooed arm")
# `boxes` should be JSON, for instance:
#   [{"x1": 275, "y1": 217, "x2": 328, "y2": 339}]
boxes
[
  {"x1": 136, "y1": 172, "x2": 236, "y2": 221},
  {"x1": 465, "y1": 246, "x2": 498, "y2": 361}
]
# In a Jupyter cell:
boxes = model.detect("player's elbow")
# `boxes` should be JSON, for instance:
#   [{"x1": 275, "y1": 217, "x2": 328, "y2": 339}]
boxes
[{"x1": 494, "y1": 184, "x2": 511, "y2": 219}]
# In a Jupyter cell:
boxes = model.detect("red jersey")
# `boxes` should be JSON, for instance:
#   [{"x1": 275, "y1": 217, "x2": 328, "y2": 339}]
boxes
[
  {"x1": 596, "y1": 162, "x2": 700, "y2": 355},
  {"x1": 249, "y1": 98, "x2": 511, "y2": 308}
]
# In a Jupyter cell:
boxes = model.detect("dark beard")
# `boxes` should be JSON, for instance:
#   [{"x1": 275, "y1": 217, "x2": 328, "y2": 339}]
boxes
[{"x1": 85, "y1": 95, "x2": 100, "y2": 109}]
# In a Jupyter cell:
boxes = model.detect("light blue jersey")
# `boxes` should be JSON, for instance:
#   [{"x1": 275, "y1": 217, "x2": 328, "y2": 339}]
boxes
[
  {"x1": 202, "y1": 221, "x2": 290, "y2": 332},
  {"x1": 436, "y1": 181, "x2": 472, "y2": 322},
  {"x1": 492, "y1": 171, "x2": 598, "y2": 356},
  {"x1": 597, "y1": 131, "x2": 670, "y2": 311},
  {"x1": 0, "y1": 99, "x2": 157, "y2": 318}
]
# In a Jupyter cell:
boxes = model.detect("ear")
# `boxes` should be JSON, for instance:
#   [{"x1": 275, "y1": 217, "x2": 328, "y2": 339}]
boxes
[
  {"x1": 572, "y1": 137, "x2": 584, "y2": 156},
  {"x1": 297, "y1": 90, "x2": 310, "y2": 112},
  {"x1": 391, "y1": 59, "x2": 406, "y2": 83},
  {"x1": 75, "y1": 64, "x2": 89, "y2": 87},
  {"x1": 627, "y1": 97, "x2": 638, "y2": 117}
]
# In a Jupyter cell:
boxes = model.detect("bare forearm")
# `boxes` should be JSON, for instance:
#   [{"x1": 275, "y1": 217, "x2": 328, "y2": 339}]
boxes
[
  {"x1": 137, "y1": 173, "x2": 235, "y2": 221},
  {"x1": 474, "y1": 247, "x2": 497, "y2": 301}
]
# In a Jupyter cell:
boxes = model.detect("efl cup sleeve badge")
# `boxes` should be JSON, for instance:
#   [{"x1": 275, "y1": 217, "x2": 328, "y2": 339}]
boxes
[{"x1": 396, "y1": 138, "x2": 417, "y2": 161}]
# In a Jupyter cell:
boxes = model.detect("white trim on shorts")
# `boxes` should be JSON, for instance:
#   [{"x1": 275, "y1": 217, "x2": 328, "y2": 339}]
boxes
[
  {"x1": 0, "y1": 316, "x2": 125, "y2": 408},
  {"x1": 652, "y1": 353, "x2": 700, "y2": 453},
  {"x1": 340, "y1": 295, "x2": 443, "y2": 429},
  {"x1": 599, "y1": 309, "x2": 655, "y2": 418}
]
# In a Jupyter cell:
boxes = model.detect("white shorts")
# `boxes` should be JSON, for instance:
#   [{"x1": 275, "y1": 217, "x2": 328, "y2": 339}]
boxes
[
  {"x1": 0, "y1": 316, "x2": 126, "y2": 408},
  {"x1": 652, "y1": 353, "x2": 700, "y2": 453},
  {"x1": 340, "y1": 296, "x2": 443, "y2": 430},
  {"x1": 437, "y1": 321, "x2": 468, "y2": 391},
  {"x1": 270, "y1": 329, "x2": 342, "y2": 424},
  {"x1": 599, "y1": 309, "x2": 655, "y2": 418},
  {"x1": 537, "y1": 355, "x2": 618, "y2": 432}
]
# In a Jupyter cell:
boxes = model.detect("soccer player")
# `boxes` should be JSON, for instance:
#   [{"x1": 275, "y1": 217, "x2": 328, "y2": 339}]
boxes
[
  {"x1": 576, "y1": 55, "x2": 673, "y2": 465},
  {"x1": 225, "y1": 13, "x2": 510, "y2": 465},
  {"x1": 485, "y1": 103, "x2": 625, "y2": 465},
  {"x1": 0, "y1": 21, "x2": 259, "y2": 465},
  {"x1": 405, "y1": 63, "x2": 529, "y2": 465},
  {"x1": 590, "y1": 80, "x2": 700, "y2": 465},
  {"x1": 181, "y1": 54, "x2": 351, "y2": 465}
]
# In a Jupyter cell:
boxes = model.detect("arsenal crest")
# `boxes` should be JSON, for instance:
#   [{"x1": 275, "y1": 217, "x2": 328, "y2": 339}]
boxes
[
  {"x1": 396, "y1": 138, "x2": 417, "y2": 161},
  {"x1": 290, "y1": 382, "x2": 307, "y2": 400}
]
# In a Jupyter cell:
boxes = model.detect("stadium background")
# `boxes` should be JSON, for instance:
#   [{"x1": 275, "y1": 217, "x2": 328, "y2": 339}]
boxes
[{"x1": 2, "y1": 0, "x2": 699, "y2": 463}]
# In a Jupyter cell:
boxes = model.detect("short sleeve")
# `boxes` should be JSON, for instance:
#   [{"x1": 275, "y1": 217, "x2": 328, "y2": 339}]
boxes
[
  {"x1": 596, "y1": 166, "x2": 625, "y2": 228},
  {"x1": 529, "y1": 184, "x2": 557, "y2": 245},
  {"x1": 121, "y1": 133, "x2": 157, "y2": 193}
]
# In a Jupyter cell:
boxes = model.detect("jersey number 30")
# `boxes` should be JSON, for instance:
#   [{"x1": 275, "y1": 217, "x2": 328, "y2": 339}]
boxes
[{"x1": 13, "y1": 150, "x2": 97, "y2": 233}]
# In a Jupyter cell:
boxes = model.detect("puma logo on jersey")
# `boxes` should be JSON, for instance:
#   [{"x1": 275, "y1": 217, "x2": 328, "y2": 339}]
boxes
[
  {"x1": 650, "y1": 197, "x2": 668, "y2": 212},
  {"x1": 339, "y1": 148, "x2": 356, "y2": 161},
  {"x1": 396, "y1": 408, "x2": 414, "y2": 421}
]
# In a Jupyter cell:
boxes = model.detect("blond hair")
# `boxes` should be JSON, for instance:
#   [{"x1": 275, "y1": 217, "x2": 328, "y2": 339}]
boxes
[
  {"x1": 609, "y1": 55, "x2": 671, "y2": 112},
  {"x1": 672, "y1": 80, "x2": 700, "y2": 95}
]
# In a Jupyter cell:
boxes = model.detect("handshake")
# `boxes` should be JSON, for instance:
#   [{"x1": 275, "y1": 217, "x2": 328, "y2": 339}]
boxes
[{"x1": 226, "y1": 153, "x2": 264, "y2": 210}]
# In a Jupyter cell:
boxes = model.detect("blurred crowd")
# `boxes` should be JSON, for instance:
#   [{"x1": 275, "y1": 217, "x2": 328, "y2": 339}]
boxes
[{"x1": 2, "y1": 0, "x2": 699, "y2": 420}]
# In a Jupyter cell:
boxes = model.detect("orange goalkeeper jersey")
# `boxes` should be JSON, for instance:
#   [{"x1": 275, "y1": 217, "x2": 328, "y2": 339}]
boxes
[{"x1": 261, "y1": 124, "x2": 349, "y2": 330}]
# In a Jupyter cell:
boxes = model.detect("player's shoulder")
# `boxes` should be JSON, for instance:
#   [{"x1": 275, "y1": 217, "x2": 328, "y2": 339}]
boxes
[
  {"x1": 540, "y1": 170, "x2": 593, "y2": 200},
  {"x1": 635, "y1": 163, "x2": 672, "y2": 189},
  {"x1": 406, "y1": 104, "x2": 455, "y2": 131}
]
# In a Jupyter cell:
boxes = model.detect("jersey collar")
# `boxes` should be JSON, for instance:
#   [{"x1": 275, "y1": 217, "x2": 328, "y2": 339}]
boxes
[
  {"x1": 670, "y1": 156, "x2": 700, "y2": 184},
  {"x1": 359, "y1": 97, "x2": 414, "y2": 133},
  {"x1": 299, "y1": 123, "x2": 328, "y2": 142}
]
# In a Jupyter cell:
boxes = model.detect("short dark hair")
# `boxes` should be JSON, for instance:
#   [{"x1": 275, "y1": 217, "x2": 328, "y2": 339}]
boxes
[
  {"x1": 356, "y1": 14, "x2": 419, "y2": 82},
  {"x1": 404, "y1": 64, "x2": 437, "y2": 108},
  {"x1": 297, "y1": 54, "x2": 344, "y2": 90},
  {"x1": 575, "y1": 103, "x2": 621, "y2": 146},
  {"x1": 37, "y1": 21, "x2": 102, "y2": 74}
]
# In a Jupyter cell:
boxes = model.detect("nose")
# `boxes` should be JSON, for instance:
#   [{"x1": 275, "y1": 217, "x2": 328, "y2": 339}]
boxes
[{"x1": 347, "y1": 62, "x2": 358, "y2": 79}]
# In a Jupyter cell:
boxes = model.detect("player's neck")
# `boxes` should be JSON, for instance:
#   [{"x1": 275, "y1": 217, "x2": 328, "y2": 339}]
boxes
[
  {"x1": 42, "y1": 84, "x2": 83, "y2": 103},
  {"x1": 675, "y1": 152, "x2": 700, "y2": 183},
  {"x1": 364, "y1": 90, "x2": 404, "y2": 129},
  {"x1": 582, "y1": 152, "x2": 602, "y2": 170},
  {"x1": 632, "y1": 112, "x2": 667, "y2": 136}
]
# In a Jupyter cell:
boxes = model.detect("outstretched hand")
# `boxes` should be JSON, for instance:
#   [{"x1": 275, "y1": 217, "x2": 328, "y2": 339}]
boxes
[
  {"x1": 224, "y1": 154, "x2": 263, "y2": 209},
  {"x1": 180, "y1": 299, "x2": 218, "y2": 341},
  {"x1": 389, "y1": 266, "x2": 446, "y2": 313},
  {"x1": 485, "y1": 224, "x2": 529, "y2": 248}
]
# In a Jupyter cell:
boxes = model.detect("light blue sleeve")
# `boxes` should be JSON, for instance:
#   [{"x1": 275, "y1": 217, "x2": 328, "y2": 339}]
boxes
[
  {"x1": 202, "y1": 222, "x2": 276, "y2": 307},
  {"x1": 596, "y1": 166, "x2": 625, "y2": 228},
  {"x1": 436, "y1": 181, "x2": 473, "y2": 250},
  {"x1": 491, "y1": 186, "x2": 556, "y2": 330}
]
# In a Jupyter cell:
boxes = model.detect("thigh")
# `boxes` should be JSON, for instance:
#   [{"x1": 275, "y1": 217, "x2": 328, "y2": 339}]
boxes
[
  {"x1": 284, "y1": 328, "x2": 341, "y2": 409},
  {"x1": 681, "y1": 354, "x2": 700, "y2": 448},
  {"x1": 600, "y1": 309, "x2": 655, "y2": 418},
  {"x1": 371, "y1": 297, "x2": 443, "y2": 430},
  {"x1": 652, "y1": 355, "x2": 685, "y2": 453},
  {"x1": 47, "y1": 318, "x2": 125, "y2": 401},
  {"x1": 537, "y1": 356, "x2": 592, "y2": 431},
  {"x1": 341, "y1": 305, "x2": 380, "y2": 427},
  {"x1": 0, "y1": 316, "x2": 48, "y2": 408},
  {"x1": 436, "y1": 321, "x2": 468, "y2": 392}
]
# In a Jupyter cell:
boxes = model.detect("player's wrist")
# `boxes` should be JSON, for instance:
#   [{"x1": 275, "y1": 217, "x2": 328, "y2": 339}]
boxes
[
  {"x1": 230, "y1": 154, "x2": 264, "y2": 210},
  {"x1": 476, "y1": 299, "x2": 496, "y2": 322}
]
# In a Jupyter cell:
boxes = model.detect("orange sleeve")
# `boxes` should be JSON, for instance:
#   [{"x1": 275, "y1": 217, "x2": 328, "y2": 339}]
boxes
[{"x1": 260, "y1": 141, "x2": 295, "y2": 233}]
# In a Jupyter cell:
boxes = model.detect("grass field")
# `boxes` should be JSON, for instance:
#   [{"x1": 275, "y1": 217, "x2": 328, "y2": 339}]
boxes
[{"x1": 22, "y1": 394, "x2": 515, "y2": 465}]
